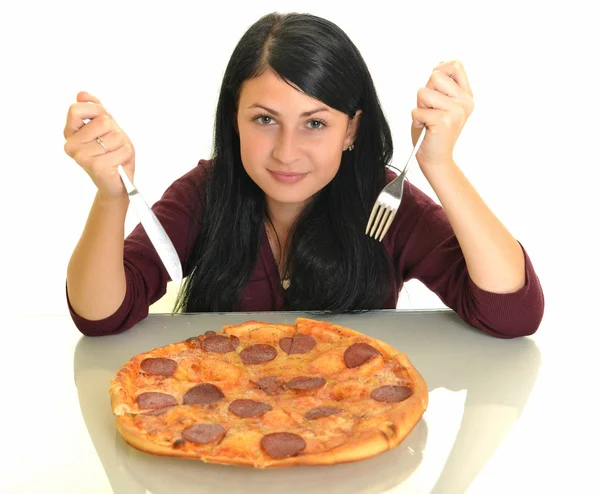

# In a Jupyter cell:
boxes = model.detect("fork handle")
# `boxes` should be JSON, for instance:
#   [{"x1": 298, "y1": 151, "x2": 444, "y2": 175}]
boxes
[{"x1": 400, "y1": 127, "x2": 427, "y2": 176}]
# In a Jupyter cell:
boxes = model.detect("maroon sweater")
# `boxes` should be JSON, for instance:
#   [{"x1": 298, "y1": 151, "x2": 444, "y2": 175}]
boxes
[{"x1": 67, "y1": 160, "x2": 544, "y2": 338}]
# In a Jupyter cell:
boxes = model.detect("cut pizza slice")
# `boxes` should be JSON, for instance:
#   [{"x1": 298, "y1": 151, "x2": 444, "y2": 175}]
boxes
[
  {"x1": 221, "y1": 320, "x2": 297, "y2": 380},
  {"x1": 293, "y1": 317, "x2": 395, "y2": 378},
  {"x1": 115, "y1": 404, "x2": 228, "y2": 461},
  {"x1": 220, "y1": 318, "x2": 380, "y2": 387},
  {"x1": 173, "y1": 329, "x2": 253, "y2": 393},
  {"x1": 110, "y1": 331, "x2": 252, "y2": 416},
  {"x1": 207, "y1": 417, "x2": 336, "y2": 468}
]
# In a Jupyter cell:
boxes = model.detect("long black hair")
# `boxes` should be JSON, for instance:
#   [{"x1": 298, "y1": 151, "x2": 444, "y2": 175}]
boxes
[{"x1": 175, "y1": 12, "x2": 394, "y2": 313}]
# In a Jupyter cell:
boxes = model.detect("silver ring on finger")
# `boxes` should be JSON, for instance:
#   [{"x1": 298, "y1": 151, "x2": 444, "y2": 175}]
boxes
[{"x1": 96, "y1": 136, "x2": 108, "y2": 153}]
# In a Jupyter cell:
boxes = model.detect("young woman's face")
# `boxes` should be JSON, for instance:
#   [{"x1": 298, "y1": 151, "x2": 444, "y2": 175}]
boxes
[{"x1": 237, "y1": 69, "x2": 359, "y2": 211}]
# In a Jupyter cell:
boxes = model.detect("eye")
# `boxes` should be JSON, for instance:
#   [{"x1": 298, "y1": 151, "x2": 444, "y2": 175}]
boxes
[
  {"x1": 307, "y1": 119, "x2": 326, "y2": 130},
  {"x1": 253, "y1": 114, "x2": 275, "y2": 125}
]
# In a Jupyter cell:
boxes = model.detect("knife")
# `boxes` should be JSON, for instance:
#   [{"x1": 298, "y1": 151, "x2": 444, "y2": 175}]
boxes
[{"x1": 82, "y1": 119, "x2": 183, "y2": 284}]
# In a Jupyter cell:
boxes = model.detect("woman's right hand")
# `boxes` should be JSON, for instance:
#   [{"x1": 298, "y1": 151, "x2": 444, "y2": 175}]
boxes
[{"x1": 64, "y1": 92, "x2": 135, "y2": 199}]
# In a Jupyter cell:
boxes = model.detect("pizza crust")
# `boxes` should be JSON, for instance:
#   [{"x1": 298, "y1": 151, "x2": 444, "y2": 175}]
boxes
[
  {"x1": 325, "y1": 428, "x2": 391, "y2": 464},
  {"x1": 115, "y1": 417, "x2": 204, "y2": 459},
  {"x1": 385, "y1": 354, "x2": 428, "y2": 449},
  {"x1": 222, "y1": 321, "x2": 296, "y2": 344},
  {"x1": 110, "y1": 361, "x2": 138, "y2": 415},
  {"x1": 296, "y1": 317, "x2": 364, "y2": 342}
]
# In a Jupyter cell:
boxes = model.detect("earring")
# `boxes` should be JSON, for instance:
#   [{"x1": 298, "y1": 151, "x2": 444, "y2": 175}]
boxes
[{"x1": 348, "y1": 144, "x2": 355, "y2": 151}]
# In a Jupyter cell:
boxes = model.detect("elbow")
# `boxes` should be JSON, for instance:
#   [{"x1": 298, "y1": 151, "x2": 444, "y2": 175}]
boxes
[
  {"x1": 502, "y1": 289, "x2": 546, "y2": 338},
  {"x1": 73, "y1": 317, "x2": 135, "y2": 337},
  {"x1": 495, "y1": 317, "x2": 541, "y2": 339},
  {"x1": 460, "y1": 269, "x2": 546, "y2": 339},
  {"x1": 75, "y1": 324, "x2": 125, "y2": 338},
  {"x1": 474, "y1": 298, "x2": 545, "y2": 339},
  {"x1": 67, "y1": 270, "x2": 145, "y2": 337},
  {"x1": 509, "y1": 302, "x2": 545, "y2": 338},
  {"x1": 515, "y1": 310, "x2": 544, "y2": 338}
]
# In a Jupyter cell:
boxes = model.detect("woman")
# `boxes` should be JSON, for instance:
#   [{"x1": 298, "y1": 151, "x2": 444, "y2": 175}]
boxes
[{"x1": 63, "y1": 12, "x2": 544, "y2": 337}]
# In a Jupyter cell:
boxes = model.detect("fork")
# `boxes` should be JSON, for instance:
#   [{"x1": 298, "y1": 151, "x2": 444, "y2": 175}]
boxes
[{"x1": 365, "y1": 127, "x2": 427, "y2": 241}]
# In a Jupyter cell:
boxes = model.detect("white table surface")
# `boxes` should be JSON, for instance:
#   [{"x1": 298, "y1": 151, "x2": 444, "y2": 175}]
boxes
[{"x1": 2, "y1": 309, "x2": 597, "y2": 494}]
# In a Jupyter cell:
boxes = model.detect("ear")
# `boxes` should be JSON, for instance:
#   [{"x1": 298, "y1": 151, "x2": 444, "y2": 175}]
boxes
[{"x1": 343, "y1": 109, "x2": 362, "y2": 150}]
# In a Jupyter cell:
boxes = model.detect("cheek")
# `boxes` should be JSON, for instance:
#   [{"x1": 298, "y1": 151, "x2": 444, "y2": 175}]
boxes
[
  {"x1": 308, "y1": 136, "x2": 344, "y2": 175},
  {"x1": 239, "y1": 125, "x2": 272, "y2": 162}
]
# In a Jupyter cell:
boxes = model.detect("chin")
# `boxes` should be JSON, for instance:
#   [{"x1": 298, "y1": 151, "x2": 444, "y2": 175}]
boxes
[{"x1": 264, "y1": 187, "x2": 315, "y2": 205}]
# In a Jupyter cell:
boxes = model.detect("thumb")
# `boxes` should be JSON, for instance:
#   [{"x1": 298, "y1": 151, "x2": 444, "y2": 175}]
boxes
[
  {"x1": 411, "y1": 108, "x2": 432, "y2": 146},
  {"x1": 77, "y1": 91, "x2": 102, "y2": 105}
]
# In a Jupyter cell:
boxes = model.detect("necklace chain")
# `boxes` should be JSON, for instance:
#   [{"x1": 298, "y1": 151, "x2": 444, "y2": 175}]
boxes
[{"x1": 265, "y1": 222, "x2": 290, "y2": 290}]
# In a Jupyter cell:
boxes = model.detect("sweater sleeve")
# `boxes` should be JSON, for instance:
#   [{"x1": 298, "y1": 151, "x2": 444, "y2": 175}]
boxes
[
  {"x1": 389, "y1": 180, "x2": 545, "y2": 338},
  {"x1": 67, "y1": 161, "x2": 208, "y2": 336}
]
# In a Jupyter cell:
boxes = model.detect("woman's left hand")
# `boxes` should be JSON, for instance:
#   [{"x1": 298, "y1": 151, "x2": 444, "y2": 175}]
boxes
[{"x1": 411, "y1": 60, "x2": 474, "y2": 170}]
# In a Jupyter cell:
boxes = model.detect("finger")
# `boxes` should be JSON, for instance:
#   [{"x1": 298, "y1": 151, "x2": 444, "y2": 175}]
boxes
[
  {"x1": 89, "y1": 142, "x2": 133, "y2": 172},
  {"x1": 434, "y1": 60, "x2": 472, "y2": 96},
  {"x1": 91, "y1": 130, "x2": 127, "y2": 156},
  {"x1": 64, "y1": 103, "x2": 110, "y2": 138},
  {"x1": 78, "y1": 114, "x2": 120, "y2": 144},
  {"x1": 426, "y1": 70, "x2": 463, "y2": 98},
  {"x1": 411, "y1": 107, "x2": 444, "y2": 129},
  {"x1": 71, "y1": 136, "x2": 131, "y2": 172},
  {"x1": 77, "y1": 91, "x2": 102, "y2": 105},
  {"x1": 65, "y1": 129, "x2": 126, "y2": 158},
  {"x1": 417, "y1": 87, "x2": 454, "y2": 111}
]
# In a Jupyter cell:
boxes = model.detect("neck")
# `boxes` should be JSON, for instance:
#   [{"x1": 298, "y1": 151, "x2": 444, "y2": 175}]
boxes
[
  {"x1": 265, "y1": 198, "x2": 306, "y2": 286},
  {"x1": 265, "y1": 197, "x2": 304, "y2": 235}
]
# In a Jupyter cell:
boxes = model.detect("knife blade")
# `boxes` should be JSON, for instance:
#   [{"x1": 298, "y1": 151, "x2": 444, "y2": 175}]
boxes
[{"x1": 81, "y1": 118, "x2": 183, "y2": 284}]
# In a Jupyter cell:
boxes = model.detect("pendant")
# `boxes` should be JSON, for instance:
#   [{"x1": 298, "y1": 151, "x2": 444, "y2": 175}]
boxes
[{"x1": 282, "y1": 278, "x2": 291, "y2": 290}]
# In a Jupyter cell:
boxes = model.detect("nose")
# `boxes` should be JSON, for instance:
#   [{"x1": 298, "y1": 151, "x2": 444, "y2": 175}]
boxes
[{"x1": 272, "y1": 128, "x2": 301, "y2": 165}]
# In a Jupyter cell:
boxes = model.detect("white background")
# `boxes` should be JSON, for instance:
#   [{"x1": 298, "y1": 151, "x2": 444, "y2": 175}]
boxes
[
  {"x1": 1, "y1": 0, "x2": 597, "y2": 318},
  {"x1": 0, "y1": 2, "x2": 599, "y2": 492}
]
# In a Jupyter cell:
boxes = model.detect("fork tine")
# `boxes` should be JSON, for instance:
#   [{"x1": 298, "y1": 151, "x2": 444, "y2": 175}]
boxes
[
  {"x1": 368, "y1": 204, "x2": 386, "y2": 237},
  {"x1": 365, "y1": 202, "x2": 379, "y2": 234},
  {"x1": 374, "y1": 207, "x2": 392, "y2": 240},
  {"x1": 377, "y1": 208, "x2": 397, "y2": 241}
]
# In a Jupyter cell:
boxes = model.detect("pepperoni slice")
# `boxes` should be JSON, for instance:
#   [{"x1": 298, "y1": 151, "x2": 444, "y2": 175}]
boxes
[
  {"x1": 371, "y1": 385, "x2": 412, "y2": 403},
  {"x1": 285, "y1": 376, "x2": 326, "y2": 390},
  {"x1": 228, "y1": 399, "x2": 273, "y2": 417},
  {"x1": 136, "y1": 392, "x2": 177, "y2": 410},
  {"x1": 201, "y1": 334, "x2": 235, "y2": 353},
  {"x1": 239, "y1": 344, "x2": 277, "y2": 365},
  {"x1": 182, "y1": 424, "x2": 227, "y2": 444},
  {"x1": 183, "y1": 383, "x2": 225, "y2": 405},
  {"x1": 261, "y1": 432, "x2": 306, "y2": 458},
  {"x1": 230, "y1": 335, "x2": 240, "y2": 349},
  {"x1": 140, "y1": 358, "x2": 177, "y2": 376},
  {"x1": 256, "y1": 376, "x2": 285, "y2": 395},
  {"x1": 305, "y1": 406, "x2": 341, "y2": 420},
  {"x1": 344, "y1": 343, "x2": 381, "y2": 368},
  {"x1": 279, "y1": 334, "x2": 316, "y2": 355},
  {"x1": 279, "y1": 337, "x2": 293, "y2": 353}
]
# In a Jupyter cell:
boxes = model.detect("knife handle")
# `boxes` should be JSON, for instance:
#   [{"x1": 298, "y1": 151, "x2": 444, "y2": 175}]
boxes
[{"x1": 116, "y1": 165, "x2": 136, "y2": 195}]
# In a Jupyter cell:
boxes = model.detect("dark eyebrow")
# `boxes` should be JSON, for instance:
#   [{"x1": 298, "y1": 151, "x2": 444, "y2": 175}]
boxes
[{"x1": 247, "y1": 104, "x2": 329, "y2": 117}]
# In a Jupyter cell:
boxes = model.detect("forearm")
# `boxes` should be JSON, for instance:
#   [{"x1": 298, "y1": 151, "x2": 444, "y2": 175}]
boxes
[
  {"x1": 67, "y1": 191, "x2": 129, "y2": 319},
  {"x1": 422, "y1": 161, "x2": 525, "y2": 294}
]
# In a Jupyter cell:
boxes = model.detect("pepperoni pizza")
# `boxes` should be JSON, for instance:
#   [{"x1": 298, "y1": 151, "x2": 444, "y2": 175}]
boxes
[{"x1": 110, "y1": 317, "x2": 428, "y2": 468}]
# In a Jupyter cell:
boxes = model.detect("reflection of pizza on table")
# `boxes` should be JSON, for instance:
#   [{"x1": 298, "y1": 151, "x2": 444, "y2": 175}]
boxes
[{"x1": 110, "y1": 317, "x2": 428, "y2": 468}]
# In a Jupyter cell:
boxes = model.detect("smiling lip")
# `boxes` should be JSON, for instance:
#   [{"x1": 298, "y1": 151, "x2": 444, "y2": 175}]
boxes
[{"x1": 268, "y1": 170, "x2": 308, "y2": 184}]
